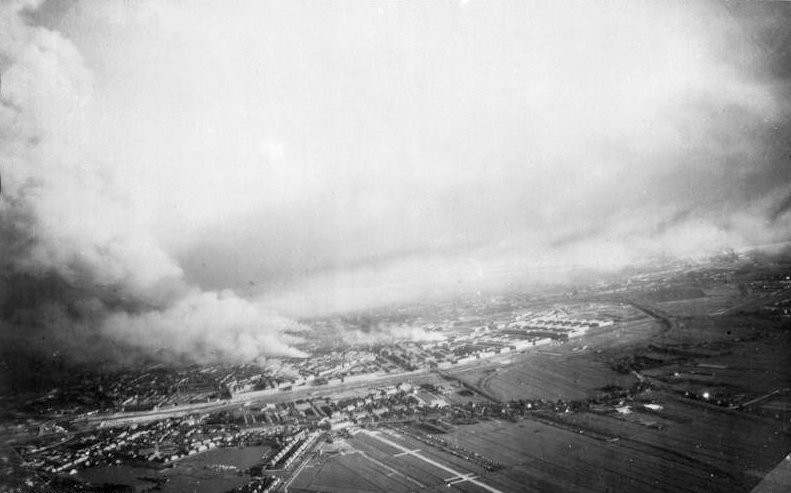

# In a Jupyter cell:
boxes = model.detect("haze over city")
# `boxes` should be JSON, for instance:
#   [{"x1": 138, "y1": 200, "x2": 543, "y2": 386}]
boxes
[
  {"x1": 3, "y1": 2, "x2": 791, "y2": 493},
  {"x1": 2, "y1": 0, "x2": 790, "y2": 364}
]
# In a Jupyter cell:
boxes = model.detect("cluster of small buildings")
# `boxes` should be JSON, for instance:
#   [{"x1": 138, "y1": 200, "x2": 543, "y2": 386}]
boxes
[
  {"x1": 21, "y1": 424, "x2": 187, "y2": 475},
  {"x1": 265, "y1": 430, "x2": 320, "y2": 470},
  {"x1": 745, "y1": 273, "x2": 791, "y2": 295},
  {"x1": 16, "y1": 301, "x2": 618, "y2": 424},
  {"x1": 230, "y1": 383, "x2": 451, "y2": 430},
  {"x1": 232, "y1": 476, "x2": 280, "y2": 493},
  {"x1": 17, "y1": 380, "x2": 458, "y2": 478},
  {"x1": 510, "y1": 313, "x2": 613, "y2": 332},
  {"x1": 10, "y1": 297, "x2": 622, "y2": 486},
  {"x1": 19, "y1": 364, "x2": 250, "y2": 417},
  {"x1": 20, "y1": 416, "x2": 282, "y2": 475},
  {"x1": 363, "y1": 312, "x2": 614, "y2": 371},
  {"x1": 266, "y1": 429, "x2": 305, "y2": 468}
]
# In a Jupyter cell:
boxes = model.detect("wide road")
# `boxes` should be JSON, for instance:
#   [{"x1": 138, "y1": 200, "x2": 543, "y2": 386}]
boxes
[{"x1": 77, "y1": 369, "x2": 437, "y2": 427}]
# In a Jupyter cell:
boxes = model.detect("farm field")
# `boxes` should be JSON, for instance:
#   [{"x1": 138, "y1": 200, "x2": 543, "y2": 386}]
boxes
[
  {"x1": 552, "y1": 391, "x2": 791, "y2": 489},
  {"x1": 599, "y1": 298, "x2": 791, "y2": 410},
  {"x1": 287, "y1": 449, "x2": 419, "y2": 493},
  {"x1": 658, "y1": 313, "x2": 777, "y2": 345},
  {"x1": 289, "y1": 428, "x2": 494, "y2": 493},
  {"x1": 442, "y1": 400, "x2": 789, "y2": 493},
  {"x1": 290, "y1": 385, "x2": 790, "y2": 493},
  {"x1": 640, "y1": 329, "x2": 791, "y2": 404}
]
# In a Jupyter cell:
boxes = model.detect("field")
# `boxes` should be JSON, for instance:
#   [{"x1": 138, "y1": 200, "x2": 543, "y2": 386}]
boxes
[
  {"x1": 602, "y1": 299, "x2": 791, "y2": 411},
  {"x1": 21, "y1": 269, "x2": 791, "y2": 493},
  {"x1": 435, "y1": 288, "x2": 791, "y2": 493},
  {"x1": 446, "y1": 314, "x2": 662, "y2": 402},
  {"x1": 461, "y1": 352, "x2": 635, "y2": 402},
  {"x1": 288, "y1": 428, "x2": 494, "y2": 493},
  {"x1": 287, "y1": 449, "x2": 419, "y2": 493},
  {"x1": 289, "y1": 389, "x2": 791, "y2": 493},
  {"x1": 639, "y1": 328, "x2": 791, "y2": 405},
  {"x1": 652, "y1": 284, "x2": 740, "y2": 317},
  {"x1": 76, "y1": 445, "x2": 270, "y2": 493},
  {"x1": 441, "y1": 394, "x2": 791, "y2": 493}
]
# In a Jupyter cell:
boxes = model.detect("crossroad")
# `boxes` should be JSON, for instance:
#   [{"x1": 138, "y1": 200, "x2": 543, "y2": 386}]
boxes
[
  {"x1": 446, "y1": 473, "x2": 480, "y2": 486},
  {"x1": 393, "y1": 448, "x2": 421, "y2": 457}
]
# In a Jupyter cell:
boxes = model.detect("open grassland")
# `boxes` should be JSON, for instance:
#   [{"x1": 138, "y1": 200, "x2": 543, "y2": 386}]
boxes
[
  {"x1": 654, "y1": 284, "x2": 740, "y2": 316},
  {"x1": 478, "y1": 353, "x2": 635, "y2": 401},
  {"x1": 447, "y1": 316, "x2": 661, "y2": 402}
]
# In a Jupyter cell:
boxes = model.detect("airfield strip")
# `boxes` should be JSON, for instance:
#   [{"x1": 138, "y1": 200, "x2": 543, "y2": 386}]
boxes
[{"x1": 360, "y1": 429, "x2": 505, "y2": 493}]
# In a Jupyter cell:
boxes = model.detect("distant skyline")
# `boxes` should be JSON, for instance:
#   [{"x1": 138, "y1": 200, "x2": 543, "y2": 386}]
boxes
[{"x1": 1, "y1": 0, "x2": 790, "y2": 364}]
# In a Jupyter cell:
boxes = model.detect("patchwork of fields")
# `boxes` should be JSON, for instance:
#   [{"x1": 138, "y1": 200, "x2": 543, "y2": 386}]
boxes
[
  {"x1": 288, "y1": 294, "x2": 790, "y2": 493},
  {"x1": 442, "y1": 397, "x2": 790, "y2": 493},
  {"x1": 290, "y1": 395, "x2": 790, "y2": 493},
  {"x1": 288, "y1": 428, "x2": 493, "y2": 493}
]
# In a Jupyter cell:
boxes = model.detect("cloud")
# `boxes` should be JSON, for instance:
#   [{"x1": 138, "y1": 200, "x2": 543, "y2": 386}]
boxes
[
  {"x1": 2, "y1": 0, "x2": 790, "y2": 356},
  {"x1": 103, "y1": 289, "x2": 307, "y2": 362},
  {"x1": 341, "y1": 325, "x2": 444, "y2": 347},
  {"x1": 0, "y1": 0, "x2": 308, "y2": 366}
]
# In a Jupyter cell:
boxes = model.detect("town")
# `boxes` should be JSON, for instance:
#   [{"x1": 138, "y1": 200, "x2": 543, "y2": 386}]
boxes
[{"x1": 2, "y1": 252, "x2": 790, "y2": 492}]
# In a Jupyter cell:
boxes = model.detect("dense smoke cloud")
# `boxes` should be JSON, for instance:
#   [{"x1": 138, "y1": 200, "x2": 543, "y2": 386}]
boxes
[
  {"x1": 164, "y1": 0, "x2": 788, "y2": 316},
  {"x1": 340, "y1": 324, "x2": 445, "y2": 347},
  {"x1": 1, "y1": 0, "x2": 790, "y2": 363},
  {"x1": 0, "y1": 1, "x2": 306, "y2": 366}
]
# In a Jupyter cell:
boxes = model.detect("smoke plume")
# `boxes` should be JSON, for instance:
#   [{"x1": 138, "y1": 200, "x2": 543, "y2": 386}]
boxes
[
  {"x1": 2, "y1": 0, "x2": 791, "y2": 365},
  {"x1": 0, "y1": 1, "x2": 306, "y2": 368}
]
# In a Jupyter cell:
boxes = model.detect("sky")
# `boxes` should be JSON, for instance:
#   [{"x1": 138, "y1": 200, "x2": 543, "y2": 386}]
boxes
[{"x1": 1, "y1": 0, "x2": 790, "y2": 367}]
